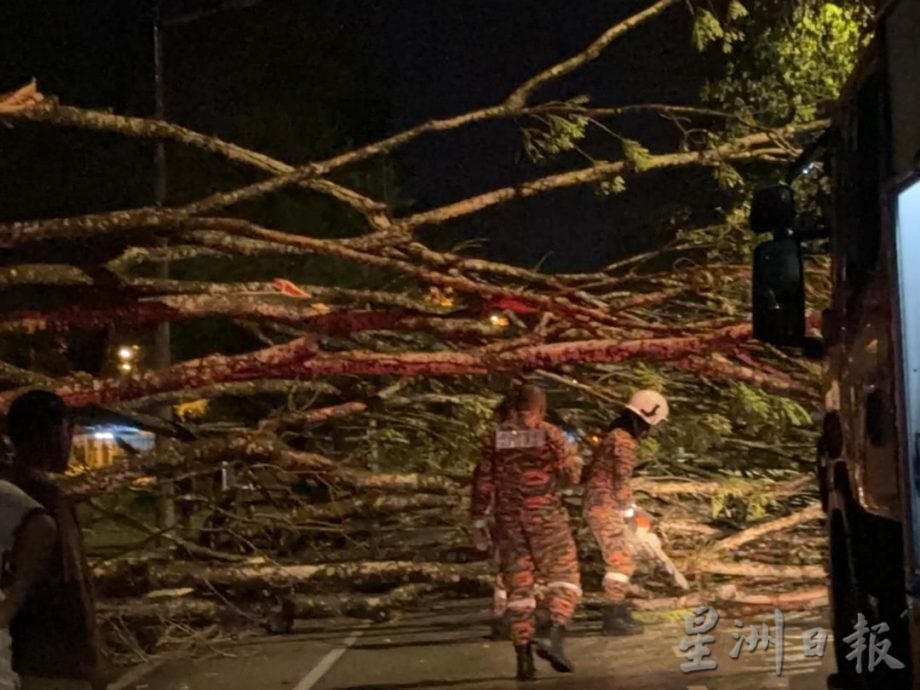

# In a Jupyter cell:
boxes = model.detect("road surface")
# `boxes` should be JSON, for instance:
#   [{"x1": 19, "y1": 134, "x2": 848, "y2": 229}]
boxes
[{"x1": 114, "y1": 600, "x2": 836, "y2": 690}]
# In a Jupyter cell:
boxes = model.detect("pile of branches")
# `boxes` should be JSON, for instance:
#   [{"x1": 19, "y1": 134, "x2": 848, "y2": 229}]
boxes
[{"x1": 84, "y1": 440, "x2": 827, "y2": 661}]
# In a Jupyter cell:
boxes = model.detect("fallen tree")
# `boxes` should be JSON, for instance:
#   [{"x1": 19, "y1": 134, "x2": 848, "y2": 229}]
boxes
[{"x1": 0, "y1": 0, "x2": 848, "y2": 661}]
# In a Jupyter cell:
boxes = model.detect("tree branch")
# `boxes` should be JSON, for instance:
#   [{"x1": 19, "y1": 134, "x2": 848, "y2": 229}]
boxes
[
  {"x1": 4, "y1": 323, "x2": 753, "y2": 408},
  {"x1": 0, "y1": 264, "x2": 93, "y2": 288},
  {"x1": 505, "y1": 0, "x2": 682, "y2": 108}
]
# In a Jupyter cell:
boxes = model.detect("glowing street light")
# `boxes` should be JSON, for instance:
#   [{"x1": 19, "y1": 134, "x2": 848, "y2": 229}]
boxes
[{"x1": 116, "y1": 345, "x2": 140, "y2": 375}]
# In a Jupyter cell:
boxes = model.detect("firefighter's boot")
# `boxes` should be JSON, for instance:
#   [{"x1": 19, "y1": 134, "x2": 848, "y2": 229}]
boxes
[
  {"x1": 535, "y1": 624, "x2": 575, "y2": 673},
  {"x1": 515, "y1": 643, "x2": 535, "y2": 681},
  {"x1": 601, "y1": 603, "x2": 644, "y2": 636}
]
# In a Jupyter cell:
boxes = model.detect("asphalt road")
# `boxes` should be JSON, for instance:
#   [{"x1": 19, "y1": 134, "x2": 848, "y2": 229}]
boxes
[{"x1": 114, "y1": 600, "x2": 836, "y2": 690}]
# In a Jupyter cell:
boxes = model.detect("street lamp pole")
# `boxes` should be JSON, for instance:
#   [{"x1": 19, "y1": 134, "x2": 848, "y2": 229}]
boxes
[
  {"x1": 148, "y1": 0, "x2": 268, "y2": 533},
  {"x1": 152, "y1": 0, "x2": 171, "y2": 374},
  {"x1": 152, "y1": 0, "x2": 177, "y2": 533}
]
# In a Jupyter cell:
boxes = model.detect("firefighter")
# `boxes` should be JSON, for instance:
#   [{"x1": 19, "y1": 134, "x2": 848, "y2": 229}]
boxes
[
  {"x1": 583, "y1": 389, "x2": 668, "y2": 636},
  {"x1": 471, "y1": 384, "x2": 583, "y2": 681},
  {"x1": 476, "y1": 394, "x2": 554, "y2": 641}
]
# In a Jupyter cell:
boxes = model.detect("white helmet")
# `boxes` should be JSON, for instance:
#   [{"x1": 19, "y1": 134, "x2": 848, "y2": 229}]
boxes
[{"x1": 625, "y1": 390, "x2": 669, "y2": 426}]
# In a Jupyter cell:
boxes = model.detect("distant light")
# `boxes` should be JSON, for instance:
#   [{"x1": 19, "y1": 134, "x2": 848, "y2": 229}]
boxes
[
  {"x1": 489, "y1": 313, "x2": 510, "y2": 328},
  {"x1": 93, "y1": 432, "x2": 114, "y2": 440},
  {"x1": 119, "y1": 362, "x2": 133, "y2": 373},
  {"x1": 801, "y1": 162, "x2": 821, "y2": 176},
  {"x1": 117, "y1": 346, "x2": 135, "y2": 360}
]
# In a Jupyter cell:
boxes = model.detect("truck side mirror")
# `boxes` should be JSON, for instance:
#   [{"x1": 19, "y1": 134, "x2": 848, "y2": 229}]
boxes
[
  {"x1": 752, "y1": 237, "x2": 805, "y2": 347},
  {"x1": 751, "y1": 185, "x2": 796, "y2": 235}
]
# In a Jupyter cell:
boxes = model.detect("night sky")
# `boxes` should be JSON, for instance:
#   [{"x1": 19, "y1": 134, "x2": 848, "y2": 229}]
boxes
[{"x1": 1, "y1": 0, "x2": 716, "y2": 272}]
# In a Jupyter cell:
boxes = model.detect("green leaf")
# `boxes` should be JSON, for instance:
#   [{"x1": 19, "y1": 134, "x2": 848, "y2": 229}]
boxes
[
  {"x1": 637, "y1": 436, "x2": 660, "y2": 462},
  {"x1": 728, "y1": 1, "x2": 748, "y2": 21},
  {"x1": 598, "y1": 175, "x2": 627, "y2": 196},
  {"x1": 632, "y1": 363, "x2": 666, "y2": 391},
  {"x1": 521, "y1": 112, "x2": 588, "y2": 163},
  {"x1": 713, "y1": 162, "x2": 744, "y2": 190},
  {"x1": 691, "y1": 10, "x2": 725, "y2": 51},
  {"x1": 622, "y1": 139, "x2": 654, "y2": 172}
]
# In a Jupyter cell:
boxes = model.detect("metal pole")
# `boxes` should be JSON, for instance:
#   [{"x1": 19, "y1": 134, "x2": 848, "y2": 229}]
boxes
[
  {"x1": 152, "y1": 0, "x2": 176, "y2": 532},
  {"x1": 152, "y1": 0, "x2": 170, "y2": 370}
]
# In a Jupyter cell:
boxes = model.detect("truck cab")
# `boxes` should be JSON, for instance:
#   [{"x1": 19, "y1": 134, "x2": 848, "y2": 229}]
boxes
[{"x1": 750, "y1": 1, "x2": 920, "y2": 688}]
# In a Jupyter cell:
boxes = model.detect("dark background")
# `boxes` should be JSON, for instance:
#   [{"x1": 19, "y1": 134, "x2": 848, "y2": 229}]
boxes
[{"x1": 0, "y1": 0, "x2": 718, "y2": 272}]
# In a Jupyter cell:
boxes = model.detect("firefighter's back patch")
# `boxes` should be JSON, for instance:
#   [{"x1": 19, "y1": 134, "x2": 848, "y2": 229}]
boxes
[{"x1": 495, "y1": 428, "x2": 546, "y2": 449}]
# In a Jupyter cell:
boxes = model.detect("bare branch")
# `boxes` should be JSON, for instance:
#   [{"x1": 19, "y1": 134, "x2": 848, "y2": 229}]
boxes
[
  {"x1": 113, "y1": 380, "x2": 339, "y2": 411},
  {"x1": 0, "y1": 264, "x2": 92, "y2": 288},
  {"x1": 712, "y1": 504, "x2": 824, "y2": 553},
  {"x1": 0, "y1": 80, "x2": 44, "y2": 112},
  {"x1": 506, "y1": 0, "x2": 682, "y2": 108},
  {"x1": 398, "y1": 123, "x2": 826, "y2": 232}
]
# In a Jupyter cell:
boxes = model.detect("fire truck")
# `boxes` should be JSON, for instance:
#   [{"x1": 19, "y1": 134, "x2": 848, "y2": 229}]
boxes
[{"x1": 750, "y1": 1, "x2": 920, "y2": 687}]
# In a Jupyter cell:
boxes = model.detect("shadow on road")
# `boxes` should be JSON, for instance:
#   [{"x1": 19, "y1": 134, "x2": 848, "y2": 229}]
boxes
[{"x1": 330, "y1": 670, "x2": 689, "y2": 690}]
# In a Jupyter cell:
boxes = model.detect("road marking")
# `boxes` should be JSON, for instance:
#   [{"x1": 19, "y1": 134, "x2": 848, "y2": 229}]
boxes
[
  {"x1": 108, "y1": 658, "x2": 166, "y2": 690},
  {"x1": 293, "y1": 631, "x2": 363, "y2": 690}
]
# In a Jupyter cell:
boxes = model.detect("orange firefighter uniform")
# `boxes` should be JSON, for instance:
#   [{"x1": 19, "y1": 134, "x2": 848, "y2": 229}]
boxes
[
  {"x1": 487, "y1": 549, "x2": 549, "y2": 632},
  {"x1": 583, "y1": 427, "x2": 637, "y2": 603},
  {"x1": 471, "y1": 419, "x2": 583, "y2": 648}
]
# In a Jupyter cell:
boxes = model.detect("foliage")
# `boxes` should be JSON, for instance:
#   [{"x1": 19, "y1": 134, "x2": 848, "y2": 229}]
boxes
[
  {"x1": 523, "y1": 112, "x2": 590, "y2": 163},
  {"x1": 630, "y1": 363, "x2": 667, "y2": 393},
  {"x1": 702, "y1": 1, "x2": 871, "y2": 127},
  {"x1": 711, "y1": 476, "x2": 777, "y2": 521},
  {"x1": 727, "y1": 383, "x2": 813, "y2": 445},
  {"x1": 598, "y1": 174, "x2": 627, "y2": 196},
  {"x1": 691, "y1": 5, "x2": 746, "y2": 54},
  {"x1": 637, "y1": 435, "x2": 661, "y2": 463},
  {"x1": 621, "y1": 138, "x2": 655, "y2": 172}
]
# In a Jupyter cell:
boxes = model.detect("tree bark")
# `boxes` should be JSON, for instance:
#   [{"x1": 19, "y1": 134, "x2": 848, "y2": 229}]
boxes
[
  {"x1": 8, "y1": 323, "x2": 754, "y2": 409},
  {"x1": 631, "y1": 585, "x2": 828, "y2": 612},
  {"x1": 94, "y1": 559, "x2": 490, "y2": 597},
  {"x1": 712, "y1": 504, "x2": 824, "y2": 552},
  {"x1": 693, "y1": 561, "x2": 824, "y2": 580}
]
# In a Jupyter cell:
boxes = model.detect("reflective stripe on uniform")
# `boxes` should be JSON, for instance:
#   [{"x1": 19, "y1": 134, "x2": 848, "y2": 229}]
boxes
[
  {"x1": 506, "y1": 597, "x2": 537, "y2": 611},
  {"x1": 495, "y1": 428, "x2": 547, "y2": 449},
  {"x1": 603, "y1": 571, "x2": 631, "y2": 584},
  {"x1": 546, "y1": 581, "x2": 583, "y2": 596}
]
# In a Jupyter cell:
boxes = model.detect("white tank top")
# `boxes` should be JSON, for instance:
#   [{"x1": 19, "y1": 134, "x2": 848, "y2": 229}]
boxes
[{"x1": 0, "y1": 479, "x2": 43, "y2": 579}]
